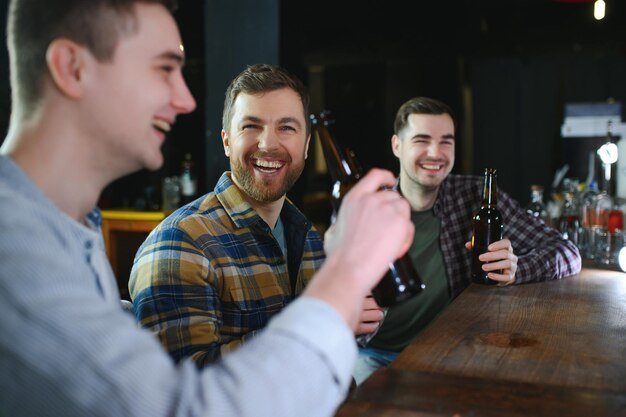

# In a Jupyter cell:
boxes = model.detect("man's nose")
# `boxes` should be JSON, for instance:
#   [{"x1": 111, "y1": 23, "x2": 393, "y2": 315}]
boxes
[
  {"x1": 257, "y1": 129, "x2": 279, "y2": 151},
  {"x1": 426, "y1": 142, "x2": 440, "y2": 157},
  {"x1": 172, "y1": 72, "x2": 197, "y2": 114}
]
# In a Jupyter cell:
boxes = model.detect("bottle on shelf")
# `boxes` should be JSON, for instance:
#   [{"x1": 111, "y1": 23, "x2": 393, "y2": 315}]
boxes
[
  {"x1": 471, "y1": 168, "x2": 504, "y2": 285},
  {"x1": 578, "y1": 180, "x2": 600, "y2": 260},
  {"x1": 590, "y1": 190, "x2": 613, "y2": 229},
  {"x1": 179, "y1": 153, "x2": 197, "y2": 205},
  {"x1": 161, "y1": 176, "x2": 181, "y2": 213},
  {"x1": 579, "y1": 180, "x2": 599, "y2": 228},
  {"x1": 311, "y1": 111, "x2": 425, "y2": 307},
  {"x1": 558, "y1": 190, "x2": 581, "y2": 246},
  {"x1": 525, "y1": 184, "x2": 549, "y2": 226}
]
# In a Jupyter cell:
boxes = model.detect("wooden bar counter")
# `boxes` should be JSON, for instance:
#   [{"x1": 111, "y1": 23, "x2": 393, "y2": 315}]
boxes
[{"x1": 336, "y1": 268, "x2": 626, "y2": 416}]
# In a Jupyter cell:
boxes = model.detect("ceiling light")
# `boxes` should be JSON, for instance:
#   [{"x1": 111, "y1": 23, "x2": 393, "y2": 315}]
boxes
[{"x1": 594, "y1": 0, "x2": 606, "y2": 20}]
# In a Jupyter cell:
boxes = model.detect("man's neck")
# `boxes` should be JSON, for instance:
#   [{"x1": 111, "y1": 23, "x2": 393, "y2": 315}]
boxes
[
  {"x1": 4, "y1": 118, "x2": 108, "y2": 224},
  {"x1": 228, "y1": 173, "x2": 287, "y2": 229},
  {"x1": 399, "y1": 173, "x2": 441, "y2": 212},
  {"x1": 247, "y1": 196, "x2": 286, "y2": 229}
]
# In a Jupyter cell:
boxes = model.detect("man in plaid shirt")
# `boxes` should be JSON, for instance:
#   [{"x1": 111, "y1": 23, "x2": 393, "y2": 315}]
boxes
[
  {"x1": 129, "y1": 64, "x2": 327, "y2": 366},
  {"x1": 353, "y1": 96, "x2": 582, "y2": 385}
]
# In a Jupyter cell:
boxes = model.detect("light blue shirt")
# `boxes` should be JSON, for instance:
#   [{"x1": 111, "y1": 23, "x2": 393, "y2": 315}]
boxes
[{"x1": 0, "y1": 155, "x2": 356, "y2": 417}]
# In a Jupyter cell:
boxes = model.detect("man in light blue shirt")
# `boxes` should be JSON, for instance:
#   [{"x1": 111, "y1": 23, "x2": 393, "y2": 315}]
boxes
[{"x1": 0, "y1": 1, "x2": 414, "y2": 417}]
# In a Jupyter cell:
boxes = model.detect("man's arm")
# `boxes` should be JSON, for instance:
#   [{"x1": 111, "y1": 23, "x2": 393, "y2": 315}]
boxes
[
  {"x1": 1, "y1": 168, "x2": 413, "y2": 417},
  {"x1": 496, "y1": 189, "x2": 581, "y2": 283},
  {"x1": 129, "y1": 228, "x2": 260, "y2": 366},
  {"x1": 324, "y1": 225, "x2": 385, "y2": 338}
]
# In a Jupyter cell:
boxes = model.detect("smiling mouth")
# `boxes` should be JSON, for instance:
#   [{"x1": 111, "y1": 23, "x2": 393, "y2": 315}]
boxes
[
  {"x1": 152, "y1": 119, "x2": 171, "y2": 134},
  {"x1": 252, "y1": 158, "x2": 285, "y2": 172},
  {"x1": 419, "y1": 162, "x2": 444, "y2": 171}
]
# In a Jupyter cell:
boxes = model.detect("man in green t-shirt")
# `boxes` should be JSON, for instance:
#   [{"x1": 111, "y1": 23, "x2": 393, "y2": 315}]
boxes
[{"x1": 353, "y1": 96, "x2": 580, "y2": 385}]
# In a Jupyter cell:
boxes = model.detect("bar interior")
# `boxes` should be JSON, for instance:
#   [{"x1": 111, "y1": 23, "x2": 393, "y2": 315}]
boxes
[{"x1": 1, "y1": 0, "x2": 625, "y2": 416}]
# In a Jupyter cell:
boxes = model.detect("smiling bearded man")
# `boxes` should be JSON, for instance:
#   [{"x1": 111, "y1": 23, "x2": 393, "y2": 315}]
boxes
[
  {"x1": 224, "y1": 85, "x2": 308, "y2": 204},
  {"x1": 129, "y1": 64, "x2": 326, "y2": 367}
]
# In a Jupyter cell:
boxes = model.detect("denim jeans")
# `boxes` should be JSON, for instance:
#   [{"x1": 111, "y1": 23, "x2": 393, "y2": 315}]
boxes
[{"x1": 352, "y1": 346, "x2": 399, "y2": 385}]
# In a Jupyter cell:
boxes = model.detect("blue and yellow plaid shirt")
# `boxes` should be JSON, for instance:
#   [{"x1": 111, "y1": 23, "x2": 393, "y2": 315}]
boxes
[{"x1": 129, "y1": 172, "x2": 325, "y2": 367}]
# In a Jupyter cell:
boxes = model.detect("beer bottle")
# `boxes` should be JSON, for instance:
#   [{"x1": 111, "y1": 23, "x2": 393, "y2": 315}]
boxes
[
  {"x1": 525, "y1": 184, "x2": 549, "y2": 226},
  {"x1": 180, "y1": 153, "x2": 197, "y2": 205},
  {"x1": 312, "y1": 111, "x2": 425, "y2": 307},
  {"x1": 471, "y1": 168, "x2": 503, "y2": 285},
  {"x1": 558, "y1": 190, "x2": 581, "y2": 245}
]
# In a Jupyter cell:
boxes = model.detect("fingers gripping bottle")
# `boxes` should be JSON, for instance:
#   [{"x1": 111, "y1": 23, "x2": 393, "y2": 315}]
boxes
[{"x1": 312, "y1": 111, "x2": 424, "y2": 307}]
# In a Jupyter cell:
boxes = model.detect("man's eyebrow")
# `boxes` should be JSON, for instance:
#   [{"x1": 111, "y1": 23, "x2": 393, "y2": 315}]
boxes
[
  {"x1": 410, "y1": 133, "x2": 455, "y2": 140},
  {"x1": 156, "y1": 50, "x2": 185, "y2": 66},
  {"x1": 240, "y1": 115, "x2": 263, "y2": 124},
  {"x1": 278, "y1": 117, "x2": 302, "y2": 127}
]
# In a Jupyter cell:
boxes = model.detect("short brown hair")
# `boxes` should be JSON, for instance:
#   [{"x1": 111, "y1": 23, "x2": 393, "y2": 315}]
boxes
[
  {"x1": 7, "y1": 0, "x2": 178, "y2": 116},
  {"x1": 222, "y1": 64, "x2": 311, "y2": 135},
  {"x1": 394, "y1": 96, "x2": 457, "y2": 136}
]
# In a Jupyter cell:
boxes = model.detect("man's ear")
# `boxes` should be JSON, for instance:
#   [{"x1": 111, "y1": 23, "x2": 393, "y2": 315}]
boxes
[
  {"x1": 45, "y1": 38, "x2": 88, "y2": 99},
  {"x1": 221, "y1": 129, "x2": 230, "y2": 157},
  {"x1": 391, "y1": 134, "x2": 401, "y2": 158}
]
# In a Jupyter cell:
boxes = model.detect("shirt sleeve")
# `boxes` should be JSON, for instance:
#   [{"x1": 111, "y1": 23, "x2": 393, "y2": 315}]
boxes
[
  {"x1": 1, "y1": 218, "x2": 357, "y2": 417},
  {"x1": 499, "y1": 189, "x2": 582, "y2": 283},
  {"x1": 193, "y1": 297, "x2": 357, "y2": 417},
  {"x1": 129, "y1": 223, "x2": 253, "y2": 366}
]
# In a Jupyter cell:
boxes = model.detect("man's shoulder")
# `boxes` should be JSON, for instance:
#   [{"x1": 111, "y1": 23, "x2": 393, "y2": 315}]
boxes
[
  {"x1": 0, "y1": 175, "x2": 84, "y2": 262},
  {"x1": 442, "y1": 174, "x2": 483, "y2": 195},
  {"x1": 151, "y1": 191, "x2": 229, "y2": 236}
]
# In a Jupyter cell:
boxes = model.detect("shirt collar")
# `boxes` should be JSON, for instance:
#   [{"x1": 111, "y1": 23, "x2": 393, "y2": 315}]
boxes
[
  {"x1": 396, "y1": 174, "x2": 448, "y2": 218},
  {"x1": 432, "y1": 178, "x2": 449, "y2": 217}
]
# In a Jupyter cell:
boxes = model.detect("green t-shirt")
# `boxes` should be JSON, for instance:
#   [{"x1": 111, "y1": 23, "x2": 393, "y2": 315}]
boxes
[{"x1": 370, "y1": 209, "x2": 452, "y2": 352}]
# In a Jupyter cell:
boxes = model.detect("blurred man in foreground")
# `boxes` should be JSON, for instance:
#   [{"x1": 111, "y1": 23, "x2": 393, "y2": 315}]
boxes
[{"x1": 0, "y1": 1, "x2": 413, "y2": 416}]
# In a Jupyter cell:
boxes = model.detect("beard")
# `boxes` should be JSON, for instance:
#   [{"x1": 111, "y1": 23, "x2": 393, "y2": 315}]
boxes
[{"x1": 231, "y1": 152, "x2": 305, "y2": 203}]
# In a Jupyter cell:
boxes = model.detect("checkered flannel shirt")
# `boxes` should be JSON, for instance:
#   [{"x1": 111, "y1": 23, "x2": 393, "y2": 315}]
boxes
[
  {"x1": 129, "y1": 172, "x2": 325, "y2": 366},
  {"x1": 434, "y1": 174, "x2": 581, "y2": 299}
]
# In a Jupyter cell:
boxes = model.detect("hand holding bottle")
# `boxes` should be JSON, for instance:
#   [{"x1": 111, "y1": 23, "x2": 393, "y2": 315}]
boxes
[
  {"x1": 329, "y1": 168, "x2": 414, "y2": 283},
  {"x1": 465, "y1": 239, "x2": 518, "y2": 285},
  {"x1": 355, "y1": 295, "x2": 385, "y2": 336},
  {"x1": 313, "y1": 112, "x2": 424, "y2": 306},
  {"x1": 304, "y1": 169, "x2": 414, "y2": 331}
]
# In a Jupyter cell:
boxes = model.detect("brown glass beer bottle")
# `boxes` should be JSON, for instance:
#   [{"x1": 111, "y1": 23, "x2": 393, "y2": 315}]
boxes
[
  {"x1": 312, "y1": 112, "x2": 425, "y2": 307},
  {"x1": 471, "y1": 168, "x2": 503, "y2": 285}
]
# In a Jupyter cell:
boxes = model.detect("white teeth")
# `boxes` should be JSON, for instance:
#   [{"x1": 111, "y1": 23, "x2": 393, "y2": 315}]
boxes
[
  {"x1": 254, "y1": 160, "x2": 283, "y2": 169},
  {"x1": 152, "y1": 119, "x2": 171, "y2": 133},
  {"x1": 421, "y1": 164, "x2": 442, "y2": 170}
]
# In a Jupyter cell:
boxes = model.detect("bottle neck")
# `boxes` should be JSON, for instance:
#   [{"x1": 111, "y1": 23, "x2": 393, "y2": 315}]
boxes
[
  {"x1": 481, "y1": 170, "x2": 498, "y2": 208},
  {"x1": 531, "y1": 190, "x2": 544, "y2": 203},
  {"x1": 314, "y1": 119, "x2": 361, "y2": 182}
]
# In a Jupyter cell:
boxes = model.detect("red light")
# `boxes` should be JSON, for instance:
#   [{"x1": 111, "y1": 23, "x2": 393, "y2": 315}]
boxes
[{"x1": 608, "y1": 210, "x2": 623, "y2": 233}]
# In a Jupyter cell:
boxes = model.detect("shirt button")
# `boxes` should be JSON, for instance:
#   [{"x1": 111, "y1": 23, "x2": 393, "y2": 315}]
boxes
[{"x1": 85, "y1": 240, "x2": 93, "y2": 250}]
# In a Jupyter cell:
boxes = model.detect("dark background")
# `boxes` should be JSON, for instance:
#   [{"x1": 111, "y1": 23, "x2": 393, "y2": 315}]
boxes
[{"x1": 2, "y1": 0, "x2": 626, "y2": 225}]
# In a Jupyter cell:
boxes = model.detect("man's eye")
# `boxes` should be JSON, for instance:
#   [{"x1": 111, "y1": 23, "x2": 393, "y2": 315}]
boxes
[
  {"x1": 242, "y1": 124, "x2": 258, "y2": 130},
  {"x1": 280, "y1": 125, "x2": 297, "y2": 132},
  {"x1": 160, "y1": 65, "x2": 174, "y2": 74}
]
